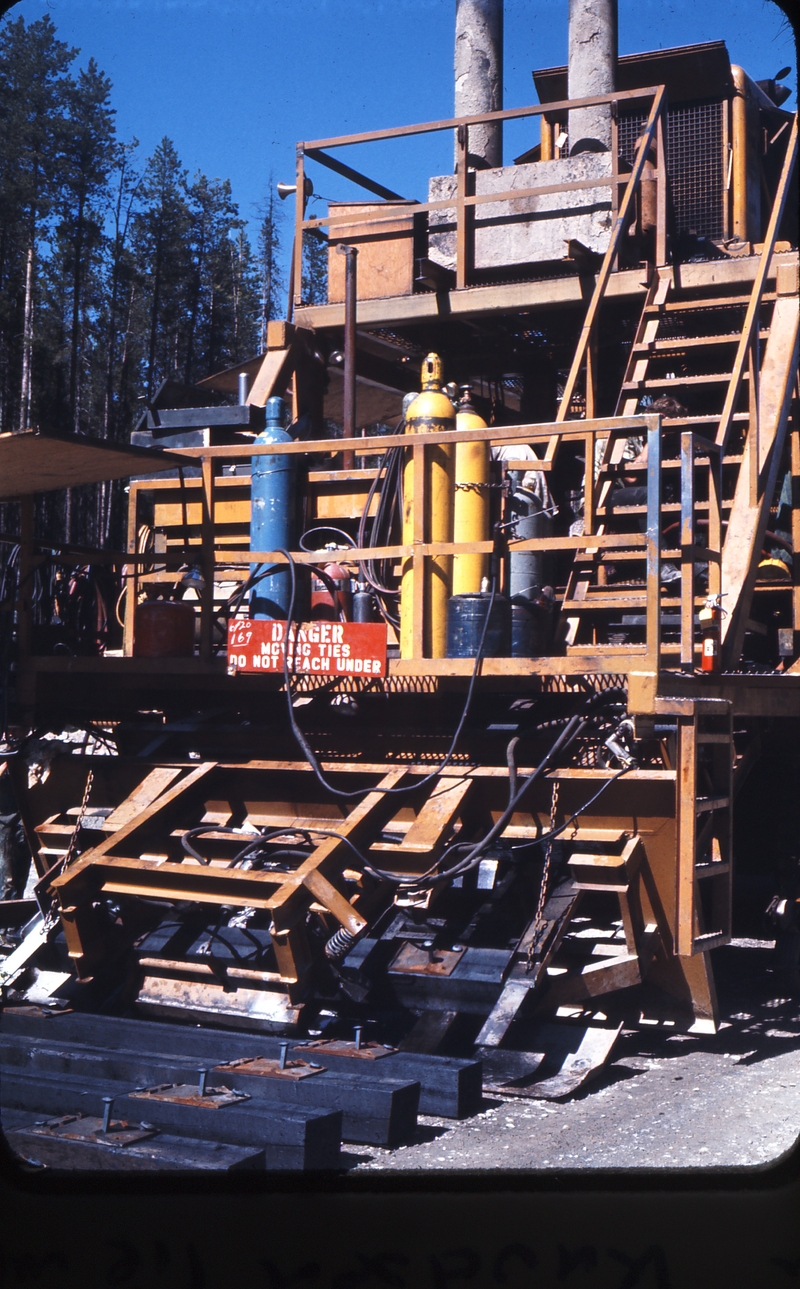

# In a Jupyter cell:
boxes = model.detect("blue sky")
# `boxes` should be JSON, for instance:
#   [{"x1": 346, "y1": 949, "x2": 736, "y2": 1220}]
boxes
[{"x1": 7, "y1": 0, "x2": 797, "y2": 257}]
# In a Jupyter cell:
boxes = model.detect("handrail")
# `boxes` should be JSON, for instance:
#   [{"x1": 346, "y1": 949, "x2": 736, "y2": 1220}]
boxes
[
  {"x1": 293, "y1": 85, "x2": 667, "y2": 307},
  {"x1": 169, "y1": 413, "x2": 660, "y2": 460},
  {"x1": 300, "y1": 86, "x2": 666, "y2": 153},
  {"x1": 556, "y1": 84, "x2": 668, "y2": 421},
  {"x1": 302, "y1": 172, "x2": 642, "y2": 235},
  {"x1": 715, "y1": 112, "x2": 798, "y2": 455},
  {"x1": 127, "y1": 414, "x2": 669, "y2": 666}
]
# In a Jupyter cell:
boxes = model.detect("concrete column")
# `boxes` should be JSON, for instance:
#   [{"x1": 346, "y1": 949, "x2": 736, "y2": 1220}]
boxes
[
  {"x1": 454, "y1": 0, "x2": 503, "y2": 170},
  {"x1": 567, "y1": 0, "x2": 617, "y2": 154}
]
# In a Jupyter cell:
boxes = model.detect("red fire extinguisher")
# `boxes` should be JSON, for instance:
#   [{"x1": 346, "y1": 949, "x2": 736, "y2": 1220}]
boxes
[{"x1": 699, "y1": 594, "x2": 724, "y2": 673}]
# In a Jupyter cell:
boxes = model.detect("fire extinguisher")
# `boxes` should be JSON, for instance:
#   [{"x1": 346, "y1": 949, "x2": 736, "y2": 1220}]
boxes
[
  {"x1": 699, "y1": 594, "x2": 725, "y2": 674},
  {"x1": 310, "y1": 546, "x2": 352, "y2": 621}
]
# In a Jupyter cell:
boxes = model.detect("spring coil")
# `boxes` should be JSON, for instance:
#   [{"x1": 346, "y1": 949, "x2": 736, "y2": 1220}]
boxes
[{"x1": 324, "y1": 926, "x2": 357, "y2": 961}]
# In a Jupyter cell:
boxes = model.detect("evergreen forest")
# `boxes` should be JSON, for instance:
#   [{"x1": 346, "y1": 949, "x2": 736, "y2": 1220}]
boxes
[{"x1": 0, "y1": 14, "x2": 319, "y2": 554}]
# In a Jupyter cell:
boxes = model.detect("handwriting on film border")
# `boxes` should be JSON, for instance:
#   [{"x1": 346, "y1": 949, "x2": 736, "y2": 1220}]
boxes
[{"x1": 7, "y1": 1239, "x2": 780, "y2": 1288}]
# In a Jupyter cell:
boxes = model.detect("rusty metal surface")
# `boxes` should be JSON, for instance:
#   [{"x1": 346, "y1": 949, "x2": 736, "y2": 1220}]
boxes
[
  {"x1": 388, "y1": 942, "x2": 467, "y2": 977},
  {"x1": 129, "y1": 1083, "x2": 249, "y2": 1109},
  {"x1": 213, "y1": 1057, "x2": 325, "y2": 1081},
  {"x1": 297, "y1": 1039, "x2": 394, "y2": 1060},
  {"x1": 28, "y1": 1114, "x2": 156, "y2": 1147}
]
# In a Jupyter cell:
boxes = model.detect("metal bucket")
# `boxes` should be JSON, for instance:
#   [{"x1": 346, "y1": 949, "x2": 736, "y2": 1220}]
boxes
[
  {"x1": 133, "y1": 600, "x2": 196, "y2": 658},
  {"x1": 445, "y1": 593, "x2": 511, "y2": 658}
]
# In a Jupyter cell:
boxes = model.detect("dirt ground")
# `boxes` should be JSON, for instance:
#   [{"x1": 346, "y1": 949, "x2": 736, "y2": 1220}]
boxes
[{"x1": 347, "y1": 939, "x2": 800, "y2": 1172}]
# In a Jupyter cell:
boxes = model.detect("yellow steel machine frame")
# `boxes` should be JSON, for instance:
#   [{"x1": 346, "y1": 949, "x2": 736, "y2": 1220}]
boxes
[{"x1": 10, "y1": 88, "x2": 799, "y2": 1037}]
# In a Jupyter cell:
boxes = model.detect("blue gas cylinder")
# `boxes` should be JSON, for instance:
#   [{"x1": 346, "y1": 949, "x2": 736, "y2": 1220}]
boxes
[{"x1": 250, "y1": 396, "x2": 295, "y2": 619}]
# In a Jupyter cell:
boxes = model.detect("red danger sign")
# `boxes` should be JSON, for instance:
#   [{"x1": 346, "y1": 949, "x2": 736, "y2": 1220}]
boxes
[{"x1": 227, "y1": 619, "x2": 388, "y2": 677}]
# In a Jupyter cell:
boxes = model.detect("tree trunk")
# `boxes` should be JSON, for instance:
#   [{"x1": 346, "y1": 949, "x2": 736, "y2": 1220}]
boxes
[
  {"x1": 19, "y1": 243, "x2": 34, "y2": 433},
  {"x1": 69, "y1": 192, "x2": 85, "y2": 432}
]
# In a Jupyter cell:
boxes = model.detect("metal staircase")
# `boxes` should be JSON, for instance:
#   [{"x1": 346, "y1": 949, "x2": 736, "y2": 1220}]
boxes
[{"x1": 555, "y1": 114, "x2": 799, "y2": 670}]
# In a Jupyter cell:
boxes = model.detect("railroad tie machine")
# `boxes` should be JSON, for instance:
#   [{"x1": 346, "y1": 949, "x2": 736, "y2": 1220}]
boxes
[{"x1": 3, "y1": 30, "x2": 800, "y2": 1101}]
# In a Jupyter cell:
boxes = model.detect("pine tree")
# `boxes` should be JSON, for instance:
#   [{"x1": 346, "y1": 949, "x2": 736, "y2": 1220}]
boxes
[
  {"x1": 102, "y1": 139, "x2": 142, "y2": 445},
  {"x1": 185, "y1": 172, "x2": 245, "y2": 382},
  {"x1": 132, "y1": 138, "x2": 192, "y2": 399},
  {"x1": 302, "y1": 228, "x2": 328, "y2": 306},
  {"x1": 0, "y1": 15, "x2": 74, "y2": 433},
  {"x1": 57, "y1": 58, "x2": 116, "y2": 435},
  {"x1": 256, "y1": 184, "x2": 285, "y2": 346}
]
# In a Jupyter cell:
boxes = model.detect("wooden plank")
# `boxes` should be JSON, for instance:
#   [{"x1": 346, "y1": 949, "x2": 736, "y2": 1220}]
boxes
[
  {"x1": 793, "y1": 427, "x2": 800, "y2": 654},
  {"x1": 301, "y1": 86, "x2": 661, "y2": 151},
  {"x1": 0, "y1": 1067, "x2": 342, "y2": 1168},
  {"x1": 676, "y1": 714, "x2": 697, "y2": 958},
  {"x1": 293, "y1": 257, "x2": 795, "y2": 333},
  {"x1": 721, "y1": 294, "x2": 800, "y2": 663},
  {"x1": 248, "y1": 347, "x2": 293, "y2": 409},
  {"x1": 326, "y1": 203, "x2": 415, "y2": 302},
  {"x1": 715, "y1": 114, "x2": 797, "y2": 454},
  {"x1": 306, "y1": 173, "x2": 651, "y2": 236},
  {"x1": 371, "y1": 777, "x2": 473, "y2": 856},
  {"x1": 51, "y1": 762, "x2": 218, "y2": 889},
  {"x1": 645, "y1": 421, "x2": 662, "y2": 667},
  {"x1": 655, "y1": 108, "x2": 668, "y2": 267},
  {"x1": 680, "y1": 431, "x2": 695, "y2": 671},
  {"x1": 0, "y1": 432, "x2": 186, "y2": 500},
  {"x1": 543, "y1": 954, "x2": 641, "y2": 1004},
  {"x1": 556, "y1": 86, "x2": 666, "y2": 422},
  {"x1": 153, "y1": 498, "x2": 251, "y2": 527},
  {"x1": 123, "y1": 483, "x2": 140, "y2": 657},
  {"x1": 456, "y1": 124, "x2": 468, "y2": 291},
  {"x1": 104, "y1": 768, "x2": 184, "y2": 829},
  {"x1": 170, "y1": 413, "x2": 654, "y2": 459},
  {"x1": 199, "y1": 458, "x2": 215, "y2": 662},
  {"x1": 271, "y1": 770, "x2": 408, "y2": 929},
  {"x1": 640, "y1": 331, "x2": 770, "y2": 352}
]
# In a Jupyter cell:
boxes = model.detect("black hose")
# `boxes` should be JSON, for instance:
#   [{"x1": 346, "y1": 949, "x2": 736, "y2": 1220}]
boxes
[
  {"x1": 278, "y1": 547, "x2": 498, "y2": 800},
  {"x1": 181, "y1": 824, "x2": 314, "y2": 868}
]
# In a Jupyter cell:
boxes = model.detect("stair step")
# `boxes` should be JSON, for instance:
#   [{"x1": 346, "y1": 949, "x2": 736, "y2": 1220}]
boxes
[
  {"x1": 622, "y1": 372, "x2": 750, "y2": 392},
  {"x1": 632, "y1": 330, "x2": 769, "y2": 354},
  {"x1": 652, "y1": 292, "x2": 776, "y2": 312},
  {"x1": 568, "y1": 828, "x2": 628, "y2": 844},
  {"x1": 568, "y1": 853, "x2": 626, "y2": 868}
]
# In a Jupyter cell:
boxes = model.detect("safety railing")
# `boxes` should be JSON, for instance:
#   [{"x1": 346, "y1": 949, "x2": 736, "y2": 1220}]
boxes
[
  {"x1": 292, "y1": 84, "x2": 669, "y2": 306},
  {"x1": 111, "y1": 412, "x2": 708, "y2": 676},
  {"x1": 716, "y1": 112, "x2": 797, "y2": 464}
]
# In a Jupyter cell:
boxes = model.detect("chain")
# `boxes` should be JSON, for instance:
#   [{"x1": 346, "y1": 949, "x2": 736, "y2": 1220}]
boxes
[
  {"x1": 41, "y1": 769, "x2": 94, "y2": 935},
  {"x1": 454, "y1": 480, "x2": 508, "y2": 492},
  {"x1": 63, "y1": 769, "x2": 94, "y2": 871},
  {"x1": 526, "y1": 777, "x2": 560, "y2": 973}
]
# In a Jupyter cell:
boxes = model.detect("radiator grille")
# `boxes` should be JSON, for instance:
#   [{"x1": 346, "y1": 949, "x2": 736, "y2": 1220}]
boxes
[{"x1": 618, "y1": 100, "x2": 726, "y2": 240}]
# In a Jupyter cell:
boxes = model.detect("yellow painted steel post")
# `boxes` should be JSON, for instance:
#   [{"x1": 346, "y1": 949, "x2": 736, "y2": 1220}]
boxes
[
  {"x1": 400, "y1": 354, "x2": 455, "y2": 657},
  {"x1": 731, "y1": 66, "x2": 749, "y2": 241},
  {"x1": 452, "y1": 385, "x2": 490, "y2": 595}
]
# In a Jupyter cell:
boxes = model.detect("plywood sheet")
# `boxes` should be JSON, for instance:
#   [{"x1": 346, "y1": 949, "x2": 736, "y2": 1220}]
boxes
[
  {"x1": 0, "y1": 431, "x2": 186, "y2": 499},
  {"x1": 327, "y1": 202, "x2": 416, "y2": 302}
]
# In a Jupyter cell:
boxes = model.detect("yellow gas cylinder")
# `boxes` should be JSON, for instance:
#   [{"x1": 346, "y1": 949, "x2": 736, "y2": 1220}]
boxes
[
  {"x1": 452, "y1": 384, "x2": 490, "y2": 595},
  {"x1": 400, "y1": 354, "x2": 455, "y2": 658}
]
